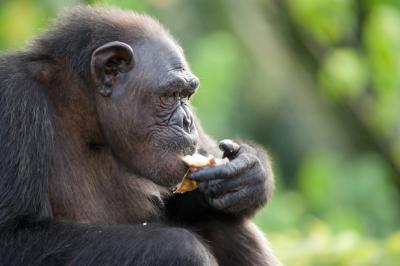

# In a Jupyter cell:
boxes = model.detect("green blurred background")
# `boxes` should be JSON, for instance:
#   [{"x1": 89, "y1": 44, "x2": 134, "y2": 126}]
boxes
[{"x1": 1, "y1": 0, "x2": 400, "y2": 265}]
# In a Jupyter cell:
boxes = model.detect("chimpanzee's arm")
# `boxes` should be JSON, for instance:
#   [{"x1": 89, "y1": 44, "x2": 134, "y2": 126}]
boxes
[{"x1": 0, "y1": 220, "x2": 217, "y2": 265}]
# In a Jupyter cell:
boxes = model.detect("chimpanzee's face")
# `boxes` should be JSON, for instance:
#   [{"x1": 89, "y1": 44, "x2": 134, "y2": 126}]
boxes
[{"x1": 91, "y1": 35, "x2": 200, "y2": 186}]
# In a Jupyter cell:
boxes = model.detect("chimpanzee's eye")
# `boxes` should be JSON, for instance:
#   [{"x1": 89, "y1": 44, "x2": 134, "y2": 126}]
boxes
[
  {"x1": 180, "y1": 91, "x2": 191, "y2": 100},
  {"x1": 160, "y1": 95, "x2": 177, "y2": 106},
  {"x1": 173, "y1": 91, "x2": 180, "y2": 99},
  {"x1": 160, "y1": 96, "x2": 171, "y2": 105}
]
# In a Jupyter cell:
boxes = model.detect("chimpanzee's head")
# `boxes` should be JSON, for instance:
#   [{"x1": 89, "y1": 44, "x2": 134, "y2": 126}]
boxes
[{"x1": 88, "y1": 11, "x2": 200, "y2": 187}]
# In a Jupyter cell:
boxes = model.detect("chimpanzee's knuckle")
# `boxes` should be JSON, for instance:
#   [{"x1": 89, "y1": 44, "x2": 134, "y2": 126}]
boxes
[
  {"x1": 210, "y1": 198, "x2": 224, "y2": 210},
  {"x1": 220, "y1": 165, "x2": 232, "y2": 177},
  {"x1": 209, "y1": 181, "x2": 222, "y2": 194}
]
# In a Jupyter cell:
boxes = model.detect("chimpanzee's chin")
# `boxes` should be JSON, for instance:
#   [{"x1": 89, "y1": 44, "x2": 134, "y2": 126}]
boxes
[{"x1": 181, "y1": 144, "x2": 197, "y2": 156}]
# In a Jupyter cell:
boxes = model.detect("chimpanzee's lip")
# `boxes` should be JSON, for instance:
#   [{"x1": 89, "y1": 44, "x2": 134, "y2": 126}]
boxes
[
  {"x1": 168, "y1": 125, "x2": 198, "y2": 154},
  {"x1": 171, "y1": 123, "x2": 197, "y2": 140}
]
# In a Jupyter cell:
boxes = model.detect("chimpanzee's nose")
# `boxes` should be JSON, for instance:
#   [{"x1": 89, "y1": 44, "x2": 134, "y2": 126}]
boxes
[{"x1": 188, "y1": 76, "x2": 200, "y2": 93}]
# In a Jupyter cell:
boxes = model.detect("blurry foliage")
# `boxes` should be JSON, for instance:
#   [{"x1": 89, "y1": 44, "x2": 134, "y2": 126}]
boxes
[
  {"x1": 319, "y1": 48, "x2": 368, "y2": 101},
  {"x1": 189, "y1": 31, "x2": 244, "y2": 138},
  {"x1": 363, "y1": 5, "x2": 400, "y2": 139},
  {"x1": 0, "y1": 0, "x2": 400, "y2": 265},
  {"x1": 268, "y1": 220, "x2": 400, "y2": 266},
  {"x1": 256, "y1": 152, "x2": 400, "y2": 235},
  {"x1": 288, "y1": 0, "x2": 356, "y2": 45}
]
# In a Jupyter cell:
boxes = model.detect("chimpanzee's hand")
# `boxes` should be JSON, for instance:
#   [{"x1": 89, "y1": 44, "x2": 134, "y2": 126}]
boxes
[{"x1": 189, "y1": 139, "x2": 274, "y2": 217}]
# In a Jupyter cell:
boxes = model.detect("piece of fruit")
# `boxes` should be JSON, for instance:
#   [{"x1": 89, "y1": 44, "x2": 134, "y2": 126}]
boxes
[{"x1": 174, "y1": 153, "x2": 228, "y2": 194}]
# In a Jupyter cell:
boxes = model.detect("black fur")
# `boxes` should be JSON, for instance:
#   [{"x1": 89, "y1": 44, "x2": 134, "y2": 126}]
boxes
[
  {"x1": 0, "y1": 50, "x2": 215, "y2": 266},
  {"x1": 0, "y1": 6, "x2": 279, "y2": 266},
  {"x1": 0, "y1": 9, "x2": 217, "y2": 265},
  {"x1": 0, "y1": 53, "x2": 53, "y2": 224}
]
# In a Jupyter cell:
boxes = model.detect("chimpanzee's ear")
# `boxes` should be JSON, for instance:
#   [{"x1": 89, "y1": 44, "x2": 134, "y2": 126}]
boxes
[{"x1": 90, "y1": 41, "x2": 134, "y2": 97}]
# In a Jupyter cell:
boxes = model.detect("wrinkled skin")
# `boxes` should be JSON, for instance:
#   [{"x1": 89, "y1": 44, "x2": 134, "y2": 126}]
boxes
[
  {"x1": 94, "y1": 37, "x2": 199, "y2": 187},
  {"x1": 92, "y1": 34, "x2": 272, "y2": 216}
]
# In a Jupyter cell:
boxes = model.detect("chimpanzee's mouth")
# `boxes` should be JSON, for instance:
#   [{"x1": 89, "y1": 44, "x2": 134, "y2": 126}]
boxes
[{"x1": 170, "y1": 124, "x2": 198, "y2": 151}]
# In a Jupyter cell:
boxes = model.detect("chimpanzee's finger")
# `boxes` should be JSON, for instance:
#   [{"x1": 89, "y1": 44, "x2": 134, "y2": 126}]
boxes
[
  {"x1": 218, "y1": 139, "x2": 240, "y2": 159},
  {"x1": 205, "y1": 172, "x2": 260, "y2": 198},
  {"x1": 189, "y1": 153, "x2": 256, "y2": 182},
  {"x1": 197, "y1": 179, "x2": 221, "y2": 193},
  {"x1": 208, "y1": 186, "x2": 261, "y2": 212}
]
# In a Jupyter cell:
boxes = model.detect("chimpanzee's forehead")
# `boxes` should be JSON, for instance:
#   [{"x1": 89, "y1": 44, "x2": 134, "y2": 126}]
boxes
[
  {"x1": 125, "y1": 34, "x2": 195, "y2": 95},
  {"x1": 133, "y1": 35, "x2": 188, "y2": 71}
]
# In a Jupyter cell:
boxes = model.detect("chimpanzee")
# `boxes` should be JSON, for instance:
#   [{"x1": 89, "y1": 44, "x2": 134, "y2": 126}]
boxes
[{"x1": 0, "y1": 6, "x2": 281, "y2": 266}]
